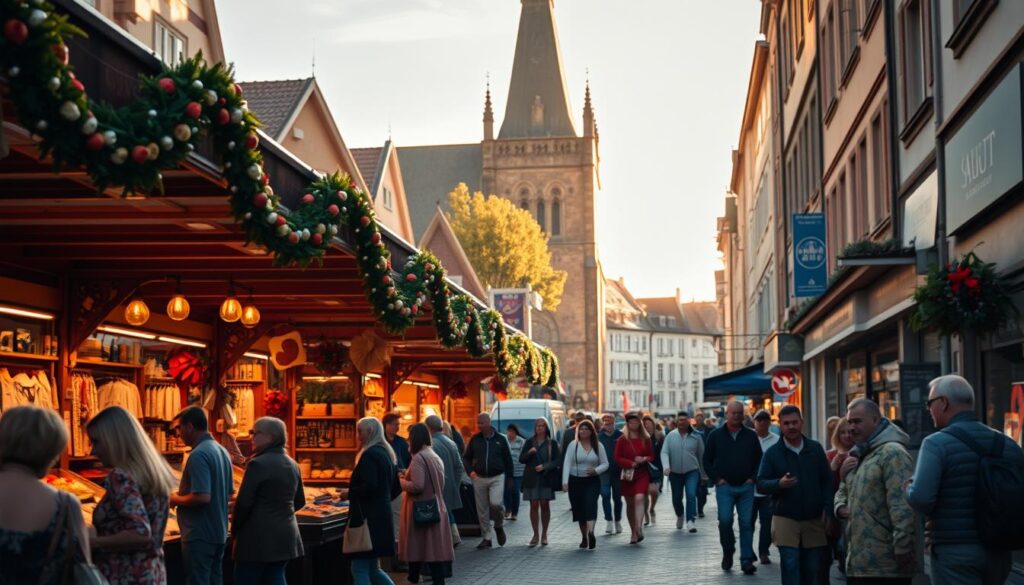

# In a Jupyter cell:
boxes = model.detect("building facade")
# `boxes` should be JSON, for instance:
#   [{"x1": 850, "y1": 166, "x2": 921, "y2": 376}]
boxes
[{"x1": 400, "y1": 0, "x2": 606, "y2": 410}]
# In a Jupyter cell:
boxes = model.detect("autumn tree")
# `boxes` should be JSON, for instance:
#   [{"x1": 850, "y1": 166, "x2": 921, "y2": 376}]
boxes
[{"x1": 446, "y1": 183, "x2": 567, "y2": 311}]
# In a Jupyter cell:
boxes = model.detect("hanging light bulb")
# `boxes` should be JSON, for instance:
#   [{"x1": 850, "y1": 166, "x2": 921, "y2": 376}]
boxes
[
  {"x1": 124, "y1": 297, "x2": 150, "y2": 326},
  {"x1": 166, "y1": 277, "x2": 190, "y2": 321},
  {"x1": 219, "y1": 281, "x2": 242, "y2": 323},
  {"x1": 241, "y1": 303, "x2": 261, "y2": 328}
]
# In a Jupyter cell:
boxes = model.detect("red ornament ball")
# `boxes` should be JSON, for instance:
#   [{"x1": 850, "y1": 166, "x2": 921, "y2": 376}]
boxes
[
  {"x1": 311, "y1": 233, "x2": 323, "y2": 246},
  {"x1": 288, "y1": 232, "x2": 300, "y2": 244},
  {"x1": 260, "y1": 174, "x2": 270, "y2": 186},
  {"x1": 253, "y1": 193, "x2": 268, "y2": 209},
  {"x1": 382, "y1": 275, "x2": 392, "y2": 285},
  {"x1": 405, "y1": 273, "x2": 418, "y2": 282},
  {"x1": 52, "y1": 43, "x2": 69, "y2": 65},
  {"x1": 185, "y1": 102, "x2": 202, "y2": 119},
  {"x1": 424, "y1": 263, "x2": 434, "y2": 272},
  {"x1": 85, "y1": 133, "x2": 105, "y2": 151},
  {"x1": 411, "y1": 305, "x2": 419, "y2": 315},
  {"x1": 3, "y1": 20, "x2": 28, "y2": 46},
  {"x1": 359, "y1": 215, "x2": 371, "y2": 227},
  {"x1": 327, "y1": 204, "x2": 340, "y2": 217},
  {"x1": 218, "y1": 97, "x2": 227, "y2": 106},
  {"x1": 245, "y1": 134, "x2": 259, "y2": 150},
  {"x1": 370, "y1": 233, "x2": 381, "y2": 244},
  {"x1": 302, "y1": 193, "x2": 315, "y2": 205},
  {"x1": 131, "y1": 145, "x2": 149, "y2": 164},
  {"x1": 275, "y1": 214, "x2": 288, "y2": 226},
  {"x1": 70, "y1": 78, "x2": 85, "y2": 93},
  {"x1": 234, "y1": 83, "x2": 243, "y2": 96},
  {"x1": 216, "y1": 108, "x2": 230, "y2": 125},
  {"x1": 158, "y1": 78, "x2": 177, "y2": 94}
]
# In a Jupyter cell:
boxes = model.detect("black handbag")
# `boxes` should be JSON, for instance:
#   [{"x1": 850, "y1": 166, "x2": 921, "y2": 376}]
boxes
[
  {"x1": 544, "y1": 441, "x2": 563, "y2": 491},
  {"x1": 413, "y1": 455, "x2": 441, "y2": 525}
]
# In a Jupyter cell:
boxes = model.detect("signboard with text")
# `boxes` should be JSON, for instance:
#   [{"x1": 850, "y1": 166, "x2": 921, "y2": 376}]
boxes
[
  {"x1": 899, "y1": 363, "x2": 940, "y2": 449},
  {"x1": 793, "y1": 213, "x2": 828, "y2": 297}
]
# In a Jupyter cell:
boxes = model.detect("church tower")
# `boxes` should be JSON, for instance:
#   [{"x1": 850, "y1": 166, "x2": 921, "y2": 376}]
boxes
[{"x1": 482, "y1": 0, "x2": 605, "y2": 410}]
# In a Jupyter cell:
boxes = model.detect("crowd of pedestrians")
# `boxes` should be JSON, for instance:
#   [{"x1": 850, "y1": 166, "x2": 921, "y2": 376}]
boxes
[{"x1": 1, "y1": 372, "x2": 1022, "y2": 584}]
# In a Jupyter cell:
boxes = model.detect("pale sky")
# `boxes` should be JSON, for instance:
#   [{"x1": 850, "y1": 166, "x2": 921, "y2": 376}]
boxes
[{"x1": 217, "y1": 0, "x2": 762, "y2": 301}]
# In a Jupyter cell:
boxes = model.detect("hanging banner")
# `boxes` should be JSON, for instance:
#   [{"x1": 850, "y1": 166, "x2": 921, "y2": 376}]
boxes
[
  {"x1": 793, "y1": 213, "x2": 828, "y2": 297},
  {"x1": 490, "y1": 288, "x2": 531, "y2": 335}
]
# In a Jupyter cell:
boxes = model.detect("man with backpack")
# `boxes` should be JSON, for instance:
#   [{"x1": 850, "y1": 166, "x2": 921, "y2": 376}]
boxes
[{"x1": 905, "y1": 375, "x2": 1024, "y2": 584}]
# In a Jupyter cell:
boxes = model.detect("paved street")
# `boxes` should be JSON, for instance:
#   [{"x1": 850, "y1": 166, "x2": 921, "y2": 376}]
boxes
[{"x1": 447, "y1": 488, "x2": 786, "y2": 585}]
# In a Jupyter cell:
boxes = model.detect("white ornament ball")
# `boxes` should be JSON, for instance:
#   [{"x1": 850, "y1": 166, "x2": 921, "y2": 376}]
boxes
[
  {"x1": 7, "y1": 66, "x2": 19, "y2": 77},
  {"x1": 301, "y1": 229, "x2": 310, "y2": 241},
  {"x1": 266, "y1": 212, "x2": 278, "y2": 225},
  {"x1": 47, "y1": 77, "x2": 60, "y2": 91},
  {"x1": 35, "y1": 120, "x2": 48, "y2": 131},
  {"x1": 337, "y1": 190, "x2": 347, "y2": 201},
  {"x1": 395, "y1": 300, "x2": 404, "y2": 309},
  {"x1": 230, "y1": 186, "x2": 238, "y2": 193},
  {"x1": 80, "y1": 117, "x2": 97, "y2": 134},
  {"x1": 329, "y1": 225, "x2": 339, "y2": 235},
  {"x1": 191, "y1": 80, "x2": 204, "y2": 91},
  {"x1": 244, "y1": 212, "x2": 252, "y2": 220},
  {"x1": 230, "y1": 109, "x2": 243, "y2": 124},
  {"x1": 205, "y1": 90, "x2": 218, "y2": 105},
  {"x1": 315, "y1": 223, "x2": 326, "y2": 234},
  {"x1": 111, "y1": 147, "x2": 128, "y2": 164},
  {"x1": 147, "y1": 109, "x2": 157, "y2": 118},
  {"x1": 187, "y1": 144, "x2": 195, "y2": 151},
  {"x1": 28, "y1": 9, "x2": 47, "y2": 27},
  {"x1": 102, "y1": 130, "x2": 117, "y2": 145},
  {"x1": 276, "y1": 224, "x2": 290, "y2": 236},
  {"x1": 160, "y1": 136, "x2": 173, "y2": 150},
  {"x1": 59, "y1": 101, "x2": 81, "y2": 121},
  {"x1": 247, "y1": 165, "x2": 262, "y2": 180},
  {"x1": 227, "y1": 141, "x2": 236, "y2": 150},
  {"x1": 387, "y1": 304, "x2": 394, "y2": 310}
]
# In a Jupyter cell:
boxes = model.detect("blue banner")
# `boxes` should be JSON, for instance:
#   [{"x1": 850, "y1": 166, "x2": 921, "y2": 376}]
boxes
[{"x1": 793, "y1": 213, "x2": 827, "y2": 297}]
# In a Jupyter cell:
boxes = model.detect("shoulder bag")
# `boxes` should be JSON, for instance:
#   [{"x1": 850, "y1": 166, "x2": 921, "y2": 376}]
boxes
[
  {"x1": 342, "y1": 498, "x2": 373, "y2": 554},
  {"x1": 41, "y1": 492, "x2": 108, "y2": 585},
  {"x1": 413, "y1": 455, "x2": 442, "y2": 525}
]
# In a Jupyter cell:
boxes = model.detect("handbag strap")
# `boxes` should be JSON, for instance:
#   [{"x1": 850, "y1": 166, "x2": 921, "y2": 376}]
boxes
[
  {"x1": 418, "y1": 453, "x2": 437, "y2": 498},
  {"x1": 39, "y1": 492, "x2": 70, "y2": 585}
]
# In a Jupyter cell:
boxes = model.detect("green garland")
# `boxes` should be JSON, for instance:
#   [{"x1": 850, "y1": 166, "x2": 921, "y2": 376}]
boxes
[
  {"x1": 911, "y1": 252, "x2": 1018, "y2": 337},
  {"x1": 0, "y1": 0, "x2": 559, "y2": 386}
]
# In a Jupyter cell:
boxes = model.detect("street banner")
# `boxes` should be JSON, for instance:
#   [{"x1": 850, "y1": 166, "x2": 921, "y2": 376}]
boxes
[
  {"x1": 793, "y1": 213, "x2": 827, "y2": 297},
  {"x1": 490, "y1": 289, "x2": 530, "y2": 334}
]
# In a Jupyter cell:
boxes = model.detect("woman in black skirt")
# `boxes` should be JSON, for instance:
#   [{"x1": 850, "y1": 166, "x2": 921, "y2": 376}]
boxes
[
  {"x1": 561, "y1": 419, "x2": 608, "y2": 550},
  {"x1": 520, "y1": 418, "x2": 561, "y2": 547}
]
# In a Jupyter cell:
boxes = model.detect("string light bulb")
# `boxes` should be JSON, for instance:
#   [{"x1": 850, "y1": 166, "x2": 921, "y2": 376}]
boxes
[
  {"x1": 240, "y1": 303, "x2": 261, "y2": 328},
  {"x1": 166, "y1": 277, "x2": 190, "y2": 321},
  {"x1": 219, "y1": 281, "x2": 242, "y2": 323},
  {"x1": 124, "y1": 297, "x2": 150, "y2": 326}
]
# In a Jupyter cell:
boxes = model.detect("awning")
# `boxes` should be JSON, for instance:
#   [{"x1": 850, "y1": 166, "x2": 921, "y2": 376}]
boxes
[{"x1": 702, "y1": 363, "x2": 772, "y2": 397}]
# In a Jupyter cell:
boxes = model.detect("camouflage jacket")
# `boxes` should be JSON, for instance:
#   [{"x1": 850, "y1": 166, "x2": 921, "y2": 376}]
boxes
[{"x1": 834, "y1": 420, "x2": 917, "y2": 578}]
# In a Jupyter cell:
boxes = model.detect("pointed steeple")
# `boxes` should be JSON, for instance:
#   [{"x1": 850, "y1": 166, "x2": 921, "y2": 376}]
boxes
[
  {"x1": 499, "y1": 0, "x2": 577, "y2": 139},
  {"x1": 583, "y1": 73, "x2": 595, "y2": 138},
  {"x1": 483, "y1": 74, "x2": 494, "y2": 141}
]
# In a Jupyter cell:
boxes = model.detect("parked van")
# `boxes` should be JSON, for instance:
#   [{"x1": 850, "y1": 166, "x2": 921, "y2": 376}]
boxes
[{"x1": 490, "y1": 399, "x2": 568, "y2": 442}]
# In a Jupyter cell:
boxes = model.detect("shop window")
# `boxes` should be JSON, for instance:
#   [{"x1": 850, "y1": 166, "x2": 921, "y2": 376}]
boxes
[{"x1": 155, "y1": 19, "x2": 186, "y2": 68}]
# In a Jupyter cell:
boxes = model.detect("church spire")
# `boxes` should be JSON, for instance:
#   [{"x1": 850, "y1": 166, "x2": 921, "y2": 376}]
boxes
[
  {"x1": 583, "y1": 72, "x2": 595, "y2": 138},
  {"x1": 499, "y1": 0, "x2": 577, "y2": 139},
  {"x1": 483, "y1": 74, "x2": 494, "y2": 141}
]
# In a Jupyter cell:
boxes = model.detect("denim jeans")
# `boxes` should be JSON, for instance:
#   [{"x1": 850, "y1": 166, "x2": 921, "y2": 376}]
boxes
[
  {"x1": 600, "y1": 475, "x2": 623, "y2": 521},
  {"x1": 778, "y1": 546, "x2": 823, "y2": 585},
  {"x1": 234, "y1": 560, "x2": 287, "y2": 585},
  {"x1": 503, "y1": 475, "x2": 523, "y2": 517},
  {"x1": 715, "y1": 482, "x2": 756, "y2": 564},
  {"x1": 181, "y1": 540, "x2": 225, "y2": 585},
  {"x1": 350, "y1": 558, "x2": 395, "y2": 585},
  {"x1": 931, "y1": 543, "x2": 1012, "y2": 585},
  {"x1": 752, "y1": 495, "x2": 773, "y2": 556},
  {"x1": 668, "y1": 471, "x2": 700, "y2": 521}
]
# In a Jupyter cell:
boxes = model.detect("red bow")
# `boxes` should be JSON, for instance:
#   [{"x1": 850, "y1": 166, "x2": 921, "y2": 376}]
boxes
[
  {"x1": 167, "y1": 348, "x2": 206, "y2": 387},
  {"x1": 947, "y1": 266, "x2": 978, "y2": 294}
]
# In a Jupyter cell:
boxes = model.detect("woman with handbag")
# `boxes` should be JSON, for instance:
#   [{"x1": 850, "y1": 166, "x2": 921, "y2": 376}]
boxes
[
  {"x1": 519, "y1": 418, "x2": 560, "y2": 547},
  {"x1": 340, "y1": 417, "x2": 400, "y2": 585},
  {"x1": 398, "y1": 423, "x2": 453, "y2": 585},
  {"x1": 614, "y1": 412, "x2": 654, "y2": 545},
  {"x1": 561, "y1": 420, "x2": 608, "y2": 550},
  {"x1": 86, "y1": 406, "x2": 176, "y2": 584},
  {"x1": 0, "y1": 406, "x2": 95, "y2": 585},
  {"x1": 642, "y1": 415, "x2": 665, "y2": 526}
]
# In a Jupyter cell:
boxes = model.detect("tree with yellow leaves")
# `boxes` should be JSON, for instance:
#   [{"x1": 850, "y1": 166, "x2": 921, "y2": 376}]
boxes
[{"x1": 446, "y1": 183, "x2": 567, "y2": 311}]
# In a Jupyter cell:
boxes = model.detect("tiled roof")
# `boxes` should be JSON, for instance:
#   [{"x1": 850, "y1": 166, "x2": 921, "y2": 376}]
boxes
[
  {"x1": 351, "y1": 146, "x2": 385, "y2": 195},
  {"x1": 397, "y1": 144, "x2": 482, "y2": 240},
  {"x1": 637, "y1": 297, "x2": 687, "y2": 332},
  {"x1": 682, "y1": 302, "x2": 723, "y2": 336},
  {"x1": 237, "y1": 78, "x2": 314, "y2": 140}
]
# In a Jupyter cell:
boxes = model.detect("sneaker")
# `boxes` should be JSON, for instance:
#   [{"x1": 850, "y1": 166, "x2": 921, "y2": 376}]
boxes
[
  {"x1": 614, "y1": 521, "x2": 623, "y2": 534},
  {"x1": 760, "y1": 553, "x2": 771, "y2": 565},
  {"x1": 605, "y1": 520, "x2": 613, "y2": 534},
  {"x1": 741, "y1": 561, "x2": 757, "y2": 575},
  {"x1": 687, "y1": 520, "x2": 697, "y2": 533},
  {"x1": 476, "y1": 539, "x2": 492, "y2": 550},
  {"x1": 495, "y1": 526, "x2": 507, "y2": 547},
  {"x1": 676, "y1": 516, "x2": 684, "y2": 530}
]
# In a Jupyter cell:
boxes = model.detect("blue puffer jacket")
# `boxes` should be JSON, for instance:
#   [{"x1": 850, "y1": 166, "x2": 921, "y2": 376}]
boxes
[{"x1": 906, "y1": 411, "x2": 1024, "y2": 545}]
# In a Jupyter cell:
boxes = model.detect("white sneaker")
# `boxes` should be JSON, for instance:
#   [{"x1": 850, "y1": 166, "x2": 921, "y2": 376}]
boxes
[
  {"x1": 676, "y1": 516, "x2": 684, "y2": 530},
  {"x1": 615, "y1": 521, "x2": 623, "y2": 534},
  {"x1": 687, "y1": 520, "x2": 697, "y2": 533},
  {"x1": 605, "y1": 520, "x2": 613, "y2": 534}
]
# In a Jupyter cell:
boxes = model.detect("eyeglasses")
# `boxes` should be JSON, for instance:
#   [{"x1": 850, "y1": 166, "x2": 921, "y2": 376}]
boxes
[{"x1": 925, "y1": 396, "x2": 946, "y2": 410}]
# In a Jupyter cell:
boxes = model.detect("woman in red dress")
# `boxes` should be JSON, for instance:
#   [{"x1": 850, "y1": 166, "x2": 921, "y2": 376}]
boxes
[{"x1": 614, "y1": 412, "x2": 653, "y2": 544}]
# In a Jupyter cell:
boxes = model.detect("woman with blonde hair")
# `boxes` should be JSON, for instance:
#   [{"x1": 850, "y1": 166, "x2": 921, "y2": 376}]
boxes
[
  {"x1": 614, "y1": 412, "x2": 654, "y2": 544},
  {"x1": 86, "y1": 405, "x2": 177, "y2": 584},
  {"x1": 340, "y1": 417, "x2": 399, "y2": 585},
  {"x1": 642, "y1": 415, "x2": 665, "y2": 525},
  {"x1": 0, "y1": 406, "x2": 91, "y2": 584}
]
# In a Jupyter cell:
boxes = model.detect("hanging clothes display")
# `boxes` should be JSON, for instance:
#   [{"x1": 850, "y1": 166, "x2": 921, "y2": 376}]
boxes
[
  {"x1": 0, "y1": 368, "x2": 56, "y2": 412},
  {"x1": 67, "y1": 372, "x2": 100, "y2": 457},
  {"x1": 233, "y1": 384, "x2": 255, "y2": 436},
  {"x1": 96, "y1": 377, "x2": 142, "y2": 418},
  {"x1": 143, "y1": 383, "x2": 181, "y2": 421}
]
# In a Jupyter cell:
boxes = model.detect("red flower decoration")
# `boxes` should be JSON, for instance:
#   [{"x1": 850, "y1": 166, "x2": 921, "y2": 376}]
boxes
[{"x1": 166, "y1": 347, "x2": 206, "y2": 387}]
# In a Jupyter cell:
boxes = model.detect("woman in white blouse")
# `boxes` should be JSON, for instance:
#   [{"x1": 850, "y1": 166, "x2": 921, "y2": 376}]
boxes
[{"x1": 561, "y1": 419, "x2": 608, "y2": 550}]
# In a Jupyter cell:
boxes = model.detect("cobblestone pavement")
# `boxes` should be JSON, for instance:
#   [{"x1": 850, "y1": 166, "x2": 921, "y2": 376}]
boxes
[{"x1": 445, "y1": 488, "x2": 790, "y2": 585}]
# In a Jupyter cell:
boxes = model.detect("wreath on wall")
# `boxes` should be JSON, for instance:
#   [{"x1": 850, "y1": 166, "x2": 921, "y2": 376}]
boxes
[
  {"x1": 0, "y1": 0, "x2": 558, "y2": 385},
  {"x1": 910, "y1": 252, "x2": 1018, "y2": 337}
]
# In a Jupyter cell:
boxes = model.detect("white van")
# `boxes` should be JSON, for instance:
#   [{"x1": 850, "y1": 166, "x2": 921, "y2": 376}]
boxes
[{"x1": 490, "y1": 399, "x2": 568, "y2": 442}]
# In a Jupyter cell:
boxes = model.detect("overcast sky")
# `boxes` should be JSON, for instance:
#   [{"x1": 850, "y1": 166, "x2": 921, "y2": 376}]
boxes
[{"x1": 217, "y1": 0, "x2": 762, "y2": 301}]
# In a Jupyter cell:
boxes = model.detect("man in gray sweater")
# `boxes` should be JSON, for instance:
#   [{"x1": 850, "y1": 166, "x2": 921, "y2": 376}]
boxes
[{"x1": 661, "y1": 411, "x2": 707, "y2": 533}]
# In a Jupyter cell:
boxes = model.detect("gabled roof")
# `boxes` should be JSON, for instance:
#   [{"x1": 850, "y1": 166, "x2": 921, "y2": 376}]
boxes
[
  {"x1": 351, "y1": 146, "x2": 385, "y2": 194},
  {"x1": 499, "y1": 0, "x2": 577, "y2": 139},
  {"x1": 237, "y1": 78, "x2": 315, "y2": 141},
  {"x1": 638, "y1": 297, "x2": 688, "y2": 333},
  {"x1": 681, "y1": 302, "x2": 723, "y2": 336},
  {"x1": 606, "y1": 277, "x2": 642, "y2": 312},
  {"x1": 419, "y1": 207, "x2": 487, "y2": 301},
  {"x1": 397, "y1": 144, "x2": 482, "y2": 240}
]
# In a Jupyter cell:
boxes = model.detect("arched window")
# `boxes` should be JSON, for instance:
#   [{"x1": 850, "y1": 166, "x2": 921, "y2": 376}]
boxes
[
  {"x1": 536, "y1": 199, "x2": 546, "y2": 232},
  {"x1": 551, "y1": 199, "x2": 561, "y2": 236},
  {"x1": 519, "y1": 188, "x2": 531, "y2": 211},
  {"x1": 520, "y1": 199, "x2": 529, "y2": 210}
]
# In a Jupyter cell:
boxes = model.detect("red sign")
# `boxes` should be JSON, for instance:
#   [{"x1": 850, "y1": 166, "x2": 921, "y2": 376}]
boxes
[
  {"x1": 494, "y1": 292, "x2": 527, "y2": 331},
  {"x1": 771, "y1": 369, "x2": 800, "y2": 397}
]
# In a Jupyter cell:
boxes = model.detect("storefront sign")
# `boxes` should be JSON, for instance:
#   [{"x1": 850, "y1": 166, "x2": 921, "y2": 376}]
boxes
[
  {"x1": 770, "y1": 368, "x2": 799, "y2": 398},
  {"x1": 793, "y1": 213, "x2": 828, "y2": 297},
  {"x1": 764, "y1": 332, "x2": 804, "y2": 371},
  {"x1": 490, "y1": 288, "x2": 531, "y2": 336},
  {"x1": 945, "y1": 64, "x2": 1024, "y2": 233},
  {"x1": 899, "y1": 363, "x2": 940, "y2": 449},
  {"x1": 902, "y1": 171, "x2": 938, "y2": 250}
]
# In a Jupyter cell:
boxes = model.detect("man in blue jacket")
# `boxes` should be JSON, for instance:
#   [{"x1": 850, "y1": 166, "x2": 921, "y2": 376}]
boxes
[{"x1": 756, "y1": 405, "x2": 833, "y2": 585}]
